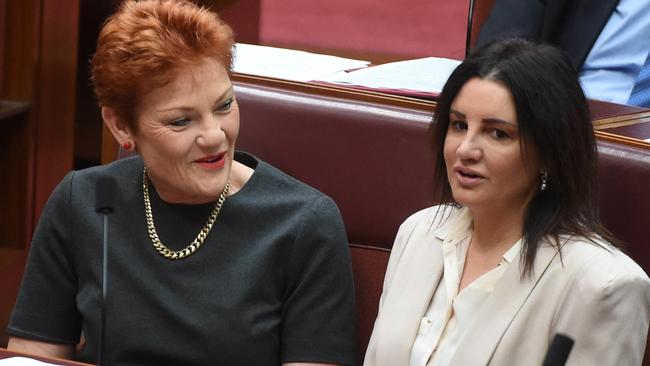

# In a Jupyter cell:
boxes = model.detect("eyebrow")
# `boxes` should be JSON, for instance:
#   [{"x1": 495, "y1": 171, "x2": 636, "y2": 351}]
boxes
[
  {"x1": 156, "y1": 86, "x2": 234, "y2": 113},
  {"x1": 449, "y1": 109, "x2": 516, "y2": 127}
]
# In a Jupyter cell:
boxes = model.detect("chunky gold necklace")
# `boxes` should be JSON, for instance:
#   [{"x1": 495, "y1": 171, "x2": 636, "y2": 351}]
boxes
[{"x1": 142, "y1": 167, "x2": 230, "y2": 260}]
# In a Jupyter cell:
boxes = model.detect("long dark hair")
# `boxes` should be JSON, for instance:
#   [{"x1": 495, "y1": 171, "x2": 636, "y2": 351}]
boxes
[{"x1": 431, "y1": 38, "x2": 620, "y2": 275}]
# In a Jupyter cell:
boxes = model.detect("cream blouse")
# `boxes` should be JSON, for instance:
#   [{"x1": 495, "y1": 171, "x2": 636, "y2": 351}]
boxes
[{"x1": 409, "y1": 230, "x2": 522, "y2": 366}]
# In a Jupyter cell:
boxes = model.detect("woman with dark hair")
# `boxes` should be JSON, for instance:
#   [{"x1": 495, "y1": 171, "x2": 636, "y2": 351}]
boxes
[
  {"x1": 364, "y1": 38, "x2": 650, "y2": 366},
  {"x1": 6, "y1": 1, "x2": 355, "y2": 365}
]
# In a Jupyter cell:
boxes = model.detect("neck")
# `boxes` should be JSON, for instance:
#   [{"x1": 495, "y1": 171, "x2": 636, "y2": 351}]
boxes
[{"x1": 470, "y1": 205, "x2": 526, "y2": 254}]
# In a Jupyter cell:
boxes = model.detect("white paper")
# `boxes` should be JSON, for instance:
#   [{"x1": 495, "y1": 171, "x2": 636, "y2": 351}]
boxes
[
  {"x1": 233, "y1": 43, "x2": 370, "y2": 82},
  {"x1": 317, "y1": 57, "x2": 462, "y2": 94},
  {"x1": 0, "y1": 357, "x2": 65, "y2": 365},
  {"x1": 645, "y1": 138, "x2": 650, "y2": 142}
]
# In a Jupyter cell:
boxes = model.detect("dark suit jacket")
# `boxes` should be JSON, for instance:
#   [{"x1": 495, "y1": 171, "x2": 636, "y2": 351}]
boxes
[{"x1": 476, "y1": 0, "x2": 620, "y2": 69}]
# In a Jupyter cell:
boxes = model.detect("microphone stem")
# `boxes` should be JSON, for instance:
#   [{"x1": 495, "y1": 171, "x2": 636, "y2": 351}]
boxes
[
  {"x1": 466, "y1": 0, "x2": 476, "y2": 58},
  {"x1": 99, "y1": 213, "x2": 108, "y2": 366}
]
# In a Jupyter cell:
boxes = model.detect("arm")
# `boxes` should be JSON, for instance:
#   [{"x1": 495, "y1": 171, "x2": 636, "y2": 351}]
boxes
[
  {"x1": 8, "y1": 337, "x2": 75, "y2": 360},
  {"x1": 281, "y1": 196, "x2": 356, "y2": 366},
  {"x1": 552, "y1": 252, "x2": 650, "y2": 366},
  {"x1": 364, "y1": 207, "x2": 446, "y2": 366},
  {"x1": 7, "y1": 172, "x2": 83, "y2": 351}
]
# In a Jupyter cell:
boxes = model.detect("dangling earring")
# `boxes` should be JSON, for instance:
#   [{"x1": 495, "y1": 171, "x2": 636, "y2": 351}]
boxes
[
  {"x1": 540, "y1": 171, "x2": 548, "y2": 191},
  {"x1": 123, "y1": 141, "x2": 133, "y2": 150}
]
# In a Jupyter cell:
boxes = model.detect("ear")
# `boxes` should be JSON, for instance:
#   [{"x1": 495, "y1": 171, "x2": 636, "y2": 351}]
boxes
[{"x1": 102, "y1": 106, "x2": 134, "y2": 145}]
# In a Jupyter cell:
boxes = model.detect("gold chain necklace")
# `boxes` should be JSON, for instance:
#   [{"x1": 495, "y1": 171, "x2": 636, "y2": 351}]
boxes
[{"x1": 142, "y1": 167, "x2": 230, "y2": 260}]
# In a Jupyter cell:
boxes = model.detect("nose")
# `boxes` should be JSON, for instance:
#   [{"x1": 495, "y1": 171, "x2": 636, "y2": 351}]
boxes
[
  {"x1": 455, "y1": 130, "x2": 482, "y2": 161},
  {"x1": 195, "y1": 115, "x2": 226, "y2": 147}
]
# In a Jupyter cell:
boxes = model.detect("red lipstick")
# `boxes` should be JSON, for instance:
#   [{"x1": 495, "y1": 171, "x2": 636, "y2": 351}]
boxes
[{"x1": 195, "y1": 152, "x2": 226, "y2": 170}]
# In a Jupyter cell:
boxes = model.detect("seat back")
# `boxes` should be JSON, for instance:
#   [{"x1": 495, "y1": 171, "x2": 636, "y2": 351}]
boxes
[
  {"x1": 349, "y1": 244, "x2": 390, "y2": 366},
  {"x1": 235, "y1": 80, "x2": 437, "y2": 249},
  {"x1": 597, "y1": 140, "x2": 650, "y2": 272}
]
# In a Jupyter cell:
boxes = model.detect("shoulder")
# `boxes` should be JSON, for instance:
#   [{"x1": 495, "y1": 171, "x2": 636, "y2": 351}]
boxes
[
  {"x1": 547, "y1": 237, "x2": 650, "y2": 358},
  {"x1": 73, "y1": 156, "x2": 143, "y2": 183},
  {"x1": 40, "y1": 157, "x2": 140, "y2": 208},
  {"x1": 60, "y1": 156, "x2": 144, "y2": 204},
  {"x1": 556, "y1": 237, "x2": 650, "y2": 294},
  {"x1": 388, "y1": 204, "x2": 462, "y2": 262},
  {"x1": 237, "y1": 151, "x2": 340, "y2": 213},
  {"x1": 397, "y1": 204, "x2": 461, "y2": 240}
]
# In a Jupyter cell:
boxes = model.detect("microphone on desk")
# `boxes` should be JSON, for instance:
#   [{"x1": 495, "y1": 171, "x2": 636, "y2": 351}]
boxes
[
  {"x1": 95, "y1": 176, "x2": 117, "y2": 366},
  {"x1": 543, "y1": 333, "x2": 575, "y2": 366}
]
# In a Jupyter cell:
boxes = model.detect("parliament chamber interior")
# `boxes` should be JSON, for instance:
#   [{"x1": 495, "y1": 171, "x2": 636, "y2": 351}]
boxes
[{"x1": 1, "y1": 0, "x2": 649, "y2": 364}]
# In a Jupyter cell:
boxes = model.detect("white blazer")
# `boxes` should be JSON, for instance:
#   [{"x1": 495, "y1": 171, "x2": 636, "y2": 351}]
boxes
[{"x1": 364, "y1": 206, "x2": 650, "y2": 366}]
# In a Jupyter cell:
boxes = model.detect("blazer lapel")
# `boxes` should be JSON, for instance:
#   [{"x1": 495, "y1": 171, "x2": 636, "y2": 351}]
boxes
[
  {"x1": 450, "y1": 244, "x2": 560, "y2": 366},
  {"x1": 375, "y1": 208, "x2": 472, "y2": 366},
  {"x1": 374, "y1": 221, "x2": 452, "y2": 365}
]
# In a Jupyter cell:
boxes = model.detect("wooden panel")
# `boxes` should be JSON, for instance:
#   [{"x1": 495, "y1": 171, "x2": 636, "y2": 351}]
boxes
[
  {"x1": 32, "y1": 0, "x2": 79, "y2": 222},
  {"x1": 0, "y1": 0, "x2": 79, "y2": 348},
  {"x1": 0, "y1": 0, "x2": 40, "y2": 347},
  {"x1": 2, "y1": 0, "x2": 40, "y2": 250},
  {"x1": 0, "y1": 248, "x2": 28, "y2": 347},
  {"x1": 74, "y1": 0, "x2": 114, "y2": 169},
  {"x1": 0, "y1": 0, "x2": 6, "y2": 95},
  {"x1": 0, "y1": 101, "x2": 30, "y2": 251},
  {"x1": 0, "y1": 347, "x2": 91, "y2": 365}
]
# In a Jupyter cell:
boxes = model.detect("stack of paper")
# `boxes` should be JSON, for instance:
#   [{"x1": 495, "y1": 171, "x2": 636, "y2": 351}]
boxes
[
  {"x1": 233, "y1": 43, "x2": 370, "y2": 82},
  {"x1": 233, "y1": 44, "x2": 462, "y2": 98},
  {"x1": 316, "y1": 57, "x2": 462, "y2": 96},
  {"x1": 0, "y1": 357, "x2": 61, "y2": 365}
]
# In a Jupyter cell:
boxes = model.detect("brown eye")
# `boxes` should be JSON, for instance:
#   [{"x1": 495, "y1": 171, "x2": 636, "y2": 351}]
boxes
[
  {"x1": 489, "y1": 129, "x2": 509, "y2": 139},
  {"x1": 449, "y1": 121, "x2": 467, "y2": 131}
]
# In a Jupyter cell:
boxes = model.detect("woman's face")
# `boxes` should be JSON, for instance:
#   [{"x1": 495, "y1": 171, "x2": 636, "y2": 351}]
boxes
[
  {"x1": 443, "y1": 77, "x2": 540, "y2": 215},
  {"x1": 132, "y1": 58, "x2": 239, "y2": 204}
]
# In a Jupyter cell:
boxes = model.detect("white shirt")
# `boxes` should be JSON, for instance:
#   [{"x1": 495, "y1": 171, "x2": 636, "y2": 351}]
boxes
[{"x1": 409, "y1": 229, "x2": 522, "y2": 366}]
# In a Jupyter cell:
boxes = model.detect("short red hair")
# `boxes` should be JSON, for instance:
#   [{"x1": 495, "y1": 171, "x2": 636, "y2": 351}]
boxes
[{"x1": 91, "y1": 0, "x2": 234, "y2": 130}]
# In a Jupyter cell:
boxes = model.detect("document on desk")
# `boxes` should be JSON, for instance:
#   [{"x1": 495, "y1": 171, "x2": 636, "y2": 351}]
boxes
[
  {"x1": 0, "y1": 357, "x2": 61, "y2": 365},
  {"x1": 316, "y1": 57, "x2": 462, "y2": 96},
  {"x1": 233, "y1": 43, "x2": 370, "y2": 82}
]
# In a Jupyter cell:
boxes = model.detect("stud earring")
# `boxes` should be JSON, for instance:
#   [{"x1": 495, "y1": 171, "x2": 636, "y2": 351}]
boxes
[
  {"x1": 540, "y1": 171, "x2": 548, "y2": 191},
  {"x1": 123, "y1": 141, "x2": 132, "y2": 150}
]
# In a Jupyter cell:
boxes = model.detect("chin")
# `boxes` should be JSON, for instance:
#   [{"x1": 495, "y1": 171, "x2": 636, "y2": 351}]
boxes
[{"x1": 451, "y1": 193, "x2": 485, "y2": 210}]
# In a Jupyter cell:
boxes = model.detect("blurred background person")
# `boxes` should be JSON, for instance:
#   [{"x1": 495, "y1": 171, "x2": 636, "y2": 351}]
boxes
[
  {"x1": 477, "y1": 0, "x2": 650, "y2": 107},
  {"x1": 6, "y1": 1, "x2": 355, "y2": 365},
  {"x1": 364, "y1": 38, "x2": 650, "y2": 366}
]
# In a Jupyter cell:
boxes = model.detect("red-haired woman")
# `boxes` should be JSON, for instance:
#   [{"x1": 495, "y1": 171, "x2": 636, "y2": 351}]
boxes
[{"x1": 7, "y1": 1, "x2": 355, "y2": 365}]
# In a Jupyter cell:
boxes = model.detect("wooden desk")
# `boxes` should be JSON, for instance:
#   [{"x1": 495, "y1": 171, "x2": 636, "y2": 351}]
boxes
[
  {"x1": 0, "y1": 348, "x2": 91, "y2": 365},
  {"x1": 591, "y1": 99, "x2": 650, "y2": 147}
]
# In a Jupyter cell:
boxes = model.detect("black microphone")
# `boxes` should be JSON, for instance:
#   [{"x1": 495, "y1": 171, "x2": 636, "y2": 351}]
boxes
[
  {"x1": 543, "y1": 333, "x2": 575, "y2": 366},
  {"x1": 95, "y1": 176, "x2": 117, "y2": 366}
]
